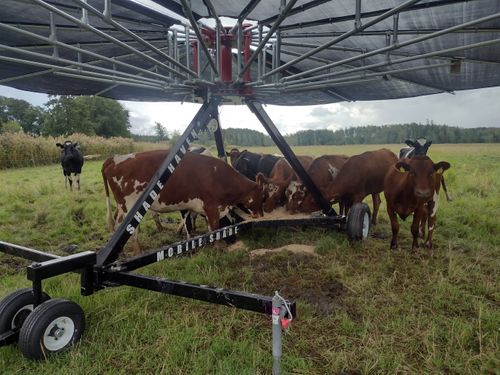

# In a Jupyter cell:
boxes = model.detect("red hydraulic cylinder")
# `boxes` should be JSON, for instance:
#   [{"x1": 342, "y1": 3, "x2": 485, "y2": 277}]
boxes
[{"x1": 220, "y1": 34, "x2": 233, "y2": 83}]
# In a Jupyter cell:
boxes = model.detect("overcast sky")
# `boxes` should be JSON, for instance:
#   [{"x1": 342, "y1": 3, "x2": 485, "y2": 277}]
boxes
[{"x1": 1, "y1": 84, "x2": 499, "y2": 135}]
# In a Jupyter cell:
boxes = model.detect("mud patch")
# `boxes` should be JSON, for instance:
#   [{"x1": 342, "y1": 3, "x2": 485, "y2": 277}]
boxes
[
  {"x1": 250, "y1": 251, "x2": 348, "y2": 315},
  {"x1": 0, "y1": 254, "x2": 29, "y2": 275}
]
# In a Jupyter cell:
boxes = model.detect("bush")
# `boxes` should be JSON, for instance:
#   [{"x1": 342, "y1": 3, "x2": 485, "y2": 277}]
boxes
[{"x1": 0, "y1": 133, "x2": 136, "y2": 169}]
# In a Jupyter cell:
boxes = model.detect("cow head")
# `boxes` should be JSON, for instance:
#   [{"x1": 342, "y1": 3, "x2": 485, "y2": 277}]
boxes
[
  {"x1": 396, "y1": 156, "x2": 450, "y2": 199},
  {"x1": 226, "y1": 148, "x2": 241, "y2": 165},
  {"x1": 404, "y1": 138, "x2": 432, "y2": 156},
  {"x1": 56, "y1": 141, "x2": 80, "y2": 157},
  {"x1": 232, "y1": 151, "x2": 261, "y2": 181},
  {"x1": 285, "y1": 181, "x2": 307, "y2": 213},
  {"x1": 257, "y1": 173, "x2": 291, "y2": 213},
  {"x1": 244, "y1": 178, "x2": 265, "y2": 218}
]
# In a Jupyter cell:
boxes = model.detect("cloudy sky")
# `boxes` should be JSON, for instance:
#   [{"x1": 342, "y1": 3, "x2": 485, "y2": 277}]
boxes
[{"x1": 1, "y1": 84, "x2": 499, "y2": 135}]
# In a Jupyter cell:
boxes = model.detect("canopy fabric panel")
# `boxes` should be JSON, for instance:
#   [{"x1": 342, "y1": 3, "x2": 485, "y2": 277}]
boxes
[{"x1": 1, "y1": 0, "x2": 499, "y2": 105}]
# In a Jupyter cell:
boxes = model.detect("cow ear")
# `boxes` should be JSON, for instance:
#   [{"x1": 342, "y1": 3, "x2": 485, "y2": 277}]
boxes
[
  {"x1": 434, "y1": 161, "x2": 450, "y2": 174},
  {"x1": 405, "y1": 139, "x2": 415, "y2": 147},
  {"x1": 424, "y1": 140, "x2": 432, "y2": 150},
  {"x1": 395, "y1": 161, "x2": 410, "y2": 173},
  {"x1": 256, "y1": 173, "x2": 267, "y2": 188},
  {"x1": 73, "y1": 142, "x2": 78, "y2": 147},
  {"x1": 225, "y1": 151, "x2": 230, "y2": 157},
  {"x1": 56, "y1": 143, "x2": 63, "y2": 148}
]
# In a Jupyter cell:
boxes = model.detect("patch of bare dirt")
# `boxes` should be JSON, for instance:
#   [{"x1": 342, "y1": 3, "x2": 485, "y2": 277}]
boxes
[
  {"x1": 0, "y1": 255, "x2": 29, "y2": 275},
  {"x1": 249, "y1": 244, "x2": 316, "y2": 257},
  {"x1": 250, "y1": 251, "x2": 348, "y2": 315},
  {"x1": 227, "y1": 240, "x2": 247, "y2": 252}
]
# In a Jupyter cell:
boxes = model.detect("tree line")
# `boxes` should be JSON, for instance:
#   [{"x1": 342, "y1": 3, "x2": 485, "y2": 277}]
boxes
[
  {"x1": 1, "y1": 95, "x2": 498, "y2": 144},
  {"x1": 196, "y1": 123, "x2": 500, "y2": 147},
  {"x1": 0, "y1": 95, "x2": 130, "y2": 137}
]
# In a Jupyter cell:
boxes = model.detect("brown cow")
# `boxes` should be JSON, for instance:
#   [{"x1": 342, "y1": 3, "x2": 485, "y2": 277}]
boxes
[
  {"x1": 256, "y1": 155, "x2": 314, "y2": 213},
  {"x1": 384, "y1": 155, "x2": 450, "y2": 250},
  {"x1": 295, "y1": 149, "x2": 397, "y2": 224},
  {"x1": 102, "y1": 150, "x2": 264, "y2": 253},
  {"x1": 285, "y1": 154, "x2": 349, "y2": 214}
]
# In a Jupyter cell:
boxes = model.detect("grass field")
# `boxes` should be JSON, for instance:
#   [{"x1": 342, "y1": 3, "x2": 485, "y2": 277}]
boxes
[{"x1": 0, "y1": 144, "x2": 499, "y2": 374}]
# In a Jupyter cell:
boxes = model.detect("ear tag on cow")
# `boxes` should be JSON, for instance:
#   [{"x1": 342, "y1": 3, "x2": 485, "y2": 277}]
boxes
[
  {"x1": 436, "y1": 168, "x2": 443, "y2": 174},
  {"x1": 398, "y1": 166, "x2": 406, "y2": 173}
]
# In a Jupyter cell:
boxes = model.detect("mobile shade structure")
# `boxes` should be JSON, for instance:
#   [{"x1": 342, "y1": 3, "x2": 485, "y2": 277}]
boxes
[{"x1": 0, "y1": 0, "x2": 499, "y2": 368}]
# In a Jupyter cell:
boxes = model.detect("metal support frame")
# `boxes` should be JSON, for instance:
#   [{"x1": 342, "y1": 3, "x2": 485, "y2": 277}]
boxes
[
  {"x1": 212, "y1": 109, "x2": 227, "y2": 160},
  {"x1": 97, "y1": 96, "x2": 222, "y2": 265},
  {"x1": 260, "y1": 0, "x2": 421, "y2": 80},
  {"x1": 247, "y1": 101, "x2": 336, "y2": 216}
]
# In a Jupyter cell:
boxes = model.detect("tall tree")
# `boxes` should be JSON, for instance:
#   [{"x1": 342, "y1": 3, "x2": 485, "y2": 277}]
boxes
[
  {"x1": 41, "y1": 95, "x2": 130, "y2": 137},
  {"x1": 154, "y1": 122, "x2": 168, "y2": 142},
  {"x1": 0, "y1": 96, "x2": 44, "y2": 135}
]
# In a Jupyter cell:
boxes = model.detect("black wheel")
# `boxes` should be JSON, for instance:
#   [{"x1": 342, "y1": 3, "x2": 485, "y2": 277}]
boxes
[
  {"x1": 0, "y1": 288, "x2": 51, "y2": 338},
  {"x1": 347, "y1": 203, "x2": 371, "y2": 241},
  {"x1": 18, "y1": 299, "x2": 85, "y2": 360}
]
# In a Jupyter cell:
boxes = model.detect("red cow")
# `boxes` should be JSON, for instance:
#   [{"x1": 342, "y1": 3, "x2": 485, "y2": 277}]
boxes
[
  {"x1": 296, "y1": 149, "x2": 397, "y2": 224},
  {"x1": 256, "y1": 155, "x2": 314, "y2": 213},
  {"x1": 285, "y1": 154, "x2": 349, "y2": 214},
  {"x1": 384, "y1": 155, "x2": 450, "y2": 250},
  {"x1": 102, "y1": 150, "x2": 264, "y2": 253}
]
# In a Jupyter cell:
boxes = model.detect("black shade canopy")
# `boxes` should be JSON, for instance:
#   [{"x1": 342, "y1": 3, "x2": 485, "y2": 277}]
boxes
[{"x1": 1, "y1": 0, "x2": 499, "y2": 105}]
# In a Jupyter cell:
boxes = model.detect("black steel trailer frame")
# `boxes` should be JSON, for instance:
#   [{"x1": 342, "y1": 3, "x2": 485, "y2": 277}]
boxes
[{"x1": 0, "y1": 95, "x2": 364, "y2": 365}]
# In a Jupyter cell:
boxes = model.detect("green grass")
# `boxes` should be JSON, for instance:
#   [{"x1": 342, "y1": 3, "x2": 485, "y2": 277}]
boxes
[{"x1": 1, "y1": 144, "x2": 499, "y2": 374}]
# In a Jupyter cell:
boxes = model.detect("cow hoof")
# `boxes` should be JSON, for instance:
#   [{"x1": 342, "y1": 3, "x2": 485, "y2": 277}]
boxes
[{"x1": 425, "y1": 241, "x2": 433, "y2": 249}]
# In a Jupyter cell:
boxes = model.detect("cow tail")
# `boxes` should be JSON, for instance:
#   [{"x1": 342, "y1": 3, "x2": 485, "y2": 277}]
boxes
[{"x1": 102, "y1": 166, "x2": 115, "y2": 232}]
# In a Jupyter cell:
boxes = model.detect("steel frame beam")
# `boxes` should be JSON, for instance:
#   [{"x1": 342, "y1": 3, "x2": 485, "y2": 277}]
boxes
[
  {"x1": 71, "y1": 0, "x2": 197, "y2": 77},
  {"x1": 253, "y1": 37, "x2": 500, "y2": 91},
  {"x1": 100, "y1": 270, "x2": 296, "y2": 317},
  {"x1": 97, "y1": 96, "x2": 223, "y2": 266},
  {"x1": 180, "y1": 0, "x2": 219, "y2": 76},
  {"x1": 30, "y1": 0, "x2": 190, "y2": 80},
  {"x1": 278, "y1": 12, "x2": 500, "y2": 83},
  {"x1": 280, "y1": 28, "x2": 500, "y2": 38},
  {"x1": 0, "y1": 24, "x2": 175, "y2": 85},
  {"x1": 247, "y1": 101, "x2": 336, "y2": 216},
  {"x1": 278, "y1": 0, "x2": 473, "y2": 31},
  {"x1": 260, "y1": 0, "x2": 421, "y2": 80},
  {"x1": 240, "y1": 0, "x2": 299, "y2": 79}
]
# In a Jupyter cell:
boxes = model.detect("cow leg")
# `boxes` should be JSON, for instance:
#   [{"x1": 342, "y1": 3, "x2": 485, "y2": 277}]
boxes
[
  {"x1": 151, "y1": 212, "x2": 165, "y2": 231},
  {"x1": 411, "y1": 206, "x2": 425, "y2": 250},
  {"x1": 425, "y1": 201, "x2": 437, "y2": 249},
  {"x1": 131, "y1": 228, "x2": 141, "y2": 255},
  {"x1": 204, "y1": 205, "x2": 220, "y2": 232},
  {"x1": 387, "y1": 204, "x2": 399, "y2": 250},
  {"x1": 371, "y1": 193, "x2": 381, "y2": 226},
  {"x1": 68, "y1": 175, "x2": 73, "y2": 191},
  {"x1": 180, "y1": 211, "x2": 194, "y2": 238},
  {"x1": 338, "y1": 202, "x2": 345, "y2": 216},
  {"x1": 419, "y1": 205, "x2": 428, "y2": 239},
  {"x1": 75, "y1": 173, "x2": 81, "y2": 190},
  {"x1": 191, "y1": 213, "x2": 198, "y2": 232}
]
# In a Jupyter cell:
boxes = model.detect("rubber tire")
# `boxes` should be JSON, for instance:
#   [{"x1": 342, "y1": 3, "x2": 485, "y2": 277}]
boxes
[
  {"x1": 18, "y1": 298, "x2": 85, "y2": 360},
  {"x1": 347, "y1": 203, "x2": 371, "y2": 241},
  {"x1": 0, "y1": 288, "x2": 51, "y2": 337}
]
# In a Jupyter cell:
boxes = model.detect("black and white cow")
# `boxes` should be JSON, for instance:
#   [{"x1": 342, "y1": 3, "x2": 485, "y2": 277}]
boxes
[
  {"x1": 229, "y1": 149, "x2": 282, "y2": 181},
  {"x1": 56, "y1": 141, "x2": 84, "y2": 190},
  {"x1": 399, "y1": 138, "x2": 452, "y2": 201}
]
